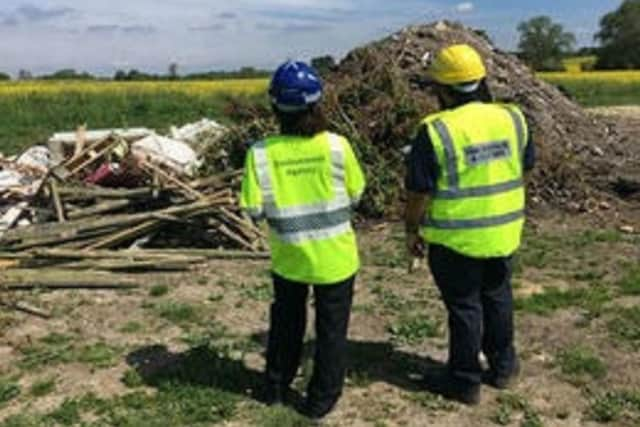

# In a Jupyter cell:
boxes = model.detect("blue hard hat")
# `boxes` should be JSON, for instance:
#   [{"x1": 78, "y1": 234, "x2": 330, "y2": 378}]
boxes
[{"x1": 269, "y1": 60, "x2": 323, "y2": 112}]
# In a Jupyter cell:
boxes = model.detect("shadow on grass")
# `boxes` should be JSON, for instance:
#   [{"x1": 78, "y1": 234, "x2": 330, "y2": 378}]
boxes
[
  {"x1": 126, "y1": 344, "x2": 264, "y2": 400},
  {"x1": 125, "y1": 336, "x2": 445, "y2": 412},
  {"x1": 346, "y1": 340, "x2": 445, "y2": 390},
  {"x1": 251, "y1": 331, "x2": 445, "y2": 393}
]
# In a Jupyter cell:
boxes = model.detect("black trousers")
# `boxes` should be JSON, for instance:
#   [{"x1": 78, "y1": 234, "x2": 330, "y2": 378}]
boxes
[
  {"x1": 428, "y1": 244, "x2": 517, "y2": 386},
  {"x1": 265, "y1": 273, "x2": 355, "y2": 408}
]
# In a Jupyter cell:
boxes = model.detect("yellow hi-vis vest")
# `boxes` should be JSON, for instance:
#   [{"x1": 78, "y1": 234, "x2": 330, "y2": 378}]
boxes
[
  {"x1": 421, "y1": 102, "x2": 528, "y2": 258},
  {"x1": 240, "y1": 131, "x2": 366, "y2": 284}
]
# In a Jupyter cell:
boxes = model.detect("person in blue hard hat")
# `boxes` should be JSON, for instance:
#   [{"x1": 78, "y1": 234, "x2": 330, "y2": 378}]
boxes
[{"x1": 240, "y1": 60, "x2": 366, "y2": 420}]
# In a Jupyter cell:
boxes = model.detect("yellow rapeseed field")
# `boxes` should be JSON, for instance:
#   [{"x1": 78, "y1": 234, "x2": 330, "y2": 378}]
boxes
[
  {"x1": 538, "y1": 70, "x2": 640, "y2": 83},
  {"x1": 0, "y1": 78, "x2": 269, "y2": 96},
  {"x1": 538, "y1": 70, "x2": 640, "y2": 106}
]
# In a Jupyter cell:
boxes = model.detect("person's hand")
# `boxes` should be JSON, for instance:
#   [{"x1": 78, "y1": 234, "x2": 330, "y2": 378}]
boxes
[{"x1": 406, "y1": 232, "x2": 426, "y2": 258}]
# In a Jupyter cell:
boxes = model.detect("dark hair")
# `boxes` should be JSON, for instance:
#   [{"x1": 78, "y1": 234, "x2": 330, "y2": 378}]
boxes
[
  {"x1": 274, "y1": 103, "x2": 329, "y2": 137},
  {"x1": 436, "y1": 79, "x2": 494, "y2": 109}
]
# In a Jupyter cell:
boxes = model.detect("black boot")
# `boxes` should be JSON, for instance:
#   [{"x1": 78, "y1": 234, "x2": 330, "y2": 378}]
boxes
[
  {"x1": 422, "y1": 370, "x2": 481, "y2": 405},
  {"x1": 263, "y1": 383, "x2": 285, "y2": 406},
  {"x1": 301, "y1": 398, "x2": 338, "y2": 422},
  {"x1": 483, "y1": 359, "x2": 520, "y2": 390}
]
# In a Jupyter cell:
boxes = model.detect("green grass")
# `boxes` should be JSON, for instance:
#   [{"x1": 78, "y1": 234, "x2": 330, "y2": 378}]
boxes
[
  {"x1": 241, "y1": 281, "x2": 273, "y2": 302},
  {"x1": 491, "y1": 392, "x2": 542, "y2": 427},
  {"x1": 121, "y1": 369, "x2": 145, "y2": 389},
  {"x1": 250, "y1": 405, "x2": 314, "y2": 427},
  {"x1": 407, "y1": 391, "x2": 455, "y2": 412},
  {"x1": 153, "y1": 301, "x2": 200, "y2": 326},
  {"x1": 29, "y1": 377, "x2": 56, "y2": 397},
  {"x1": 149, "y1": 284, "x2": 170, "y2": 297},
  {"x1": 588, "y1": 390, "x2": 640, "y2": 423},
  {"x1": 3, "y1": 342, "x2": 262, "y2": 427},
  {"x1": 0, "y1": 379, "x2": 20, "y2": 406},
  {"x1": 617, "y1": 267, "x2": 640, "y2": 295},
  {"x1": 607, "y1": 306, "x2": 640, "y2": 346},
  {"x1": 0, "y1": 90, "x2": 264, "y2": 155},
  {"x1": 371, "y1": 285, "x2": 407, "y2": 313},
  {"x1": 119, "y1": 321, "x2": 144, "y2": 334},
  {"x1": 18, "y1": 334, "x2": 121, "y2": 370},
  {"x1": 556, "y1": 346, "x2": 607, "y2": 384},
  {"x1": 388, "y1": 313, "x2": 441, "y2": 345},
  {"x1": 515, "y1": 285, "x2": 611, "y2": 316},
  {"x1": 75, "y1": 343, "x2": 121, "y2": 369}
]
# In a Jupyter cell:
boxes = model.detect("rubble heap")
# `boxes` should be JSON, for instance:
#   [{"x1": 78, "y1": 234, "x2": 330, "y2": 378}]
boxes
[{"x1": 322, "y1": 21, "x2": 620, "y2": 216}]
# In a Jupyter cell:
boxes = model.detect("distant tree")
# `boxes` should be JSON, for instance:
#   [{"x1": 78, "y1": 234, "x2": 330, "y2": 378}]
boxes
[
  {"x1": 168, "y1": 62, "x2": 179, "y2": 80},
  {"x1": 311, "y1": 55, "x2": 337, "y2": 76},
  {"x1": 517, "y1": 16, "x2": 576, "y2": 71},
  {"x1": 595, "y1": 0, "x2": 640, "y2": 69},
  {"x1": 18, "y1": 69, "x2": 32, "y2": 80},
  {"x1": 114, "y1": 69, "x2": 127, "y2": 81},
  {"x1": 40, "y1": 69, "x2": 95, "y2": 80},
  {"x1": 0, "y1": 73, "x2": 10, "y2": 81}
]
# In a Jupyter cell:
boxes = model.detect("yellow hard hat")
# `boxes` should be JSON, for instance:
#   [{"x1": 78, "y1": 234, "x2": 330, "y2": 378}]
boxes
[{"x1": 427, "y1": 44, "x2": 487, "y2": 86}]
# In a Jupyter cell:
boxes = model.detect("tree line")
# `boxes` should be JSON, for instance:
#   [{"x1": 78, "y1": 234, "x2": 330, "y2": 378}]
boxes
[
  {"x1": 517, "y1": 0, "x2": 640, "y2": 71},
  {"x1": 3, "y1": 65, "x2": 271, "y2": 82}
]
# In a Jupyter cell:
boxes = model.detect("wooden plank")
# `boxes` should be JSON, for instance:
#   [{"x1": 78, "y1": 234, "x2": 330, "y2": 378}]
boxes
[
  {"x1": 140, "y1": 160, "x2": 204, "y2": 200},
  {"x1": 2, "y1": 198, "x2": 217, "y2": 244},
  {"x1": 0, "y1": 269, "x2": 139, "y2": 289},
  {"x1": 29, "y1": 248, "x2": 206, "y2": 263},
  {"x1": 66, "y1": 199, "x2": 133, "y2": 220},
  {"x1": 84, "y1": 220, "x2": 161, "y2": 250},
  {"x1": 57, "y1": 186, "x2": 153, "y2": 201},
  {"x1": 0, "y1": 300, "x2": 51, "y2": 319},
  {"x1": 49, "y1": 180, "x2": 66, "y2": 223}
]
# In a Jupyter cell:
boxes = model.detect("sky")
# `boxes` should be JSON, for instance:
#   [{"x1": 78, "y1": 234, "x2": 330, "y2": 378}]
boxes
[{"x1": 0, "y1": 0, "x2": 624, "y2": 76}]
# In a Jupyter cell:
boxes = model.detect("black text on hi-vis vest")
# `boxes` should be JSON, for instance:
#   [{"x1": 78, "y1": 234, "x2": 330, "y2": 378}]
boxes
[{"x1": 464, "y1": 140, "x2": 512, "y2": 167}]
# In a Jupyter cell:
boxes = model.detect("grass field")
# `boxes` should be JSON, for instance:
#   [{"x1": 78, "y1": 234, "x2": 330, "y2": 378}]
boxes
[
  {"x1": 0, "y1": 72, "x2": 638, "y2": 155},
  {"x1": 0, "y1": 79, "x2": 268, "y2": 155}
]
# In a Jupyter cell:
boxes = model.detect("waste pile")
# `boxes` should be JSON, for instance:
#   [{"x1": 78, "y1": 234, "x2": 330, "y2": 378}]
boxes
[
  {"x1": 0, "y1": 120, "x2": 268, "y2": 302},
  {"x1": 200, "y1": 21, "x2": 623, "y2": 218}
]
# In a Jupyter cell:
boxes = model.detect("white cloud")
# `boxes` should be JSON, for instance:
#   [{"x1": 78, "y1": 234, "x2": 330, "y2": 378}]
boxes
[{"x1": 455, "y1": 2, "x2": 474, "y2": 13}]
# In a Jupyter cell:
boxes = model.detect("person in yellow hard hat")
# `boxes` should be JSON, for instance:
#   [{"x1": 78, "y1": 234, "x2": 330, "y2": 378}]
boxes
[{"x1": 404, "y1": 44, "x2": 535, "y2": 404}]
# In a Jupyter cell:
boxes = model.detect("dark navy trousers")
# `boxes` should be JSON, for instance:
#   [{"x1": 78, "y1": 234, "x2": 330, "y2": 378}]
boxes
[
  {"x1": 428, "y1": 244, "x2": 517, "y2": 386},
  {"x1": 265, "y1": 273, "x2": 355, "y2": 409}
]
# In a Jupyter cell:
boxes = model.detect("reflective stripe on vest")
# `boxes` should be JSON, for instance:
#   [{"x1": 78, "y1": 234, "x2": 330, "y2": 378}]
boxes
[
  {"x1": 430, "y1": 107, "x2": 525, "y2": 202},
  {"x1": 423, "y1": 209, "x2": 525, "y2": 229},
  {"x1": 253, "y1": 133, "x2": 352, "y2": 244}
]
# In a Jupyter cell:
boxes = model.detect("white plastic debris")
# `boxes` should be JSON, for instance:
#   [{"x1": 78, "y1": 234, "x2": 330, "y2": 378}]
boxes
[
  {"x1": 132, "y1": 134, "x2": 200, "y2": 177},
  {"x1": 170, "y1": 119, "x2": 227, "y2": 146},
  {"x1": 16, "y1": 146, "x2": 53, "y2": 172},
  {"x1": 0, "y1": 170, "x2": 25, "y2": 190}
]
